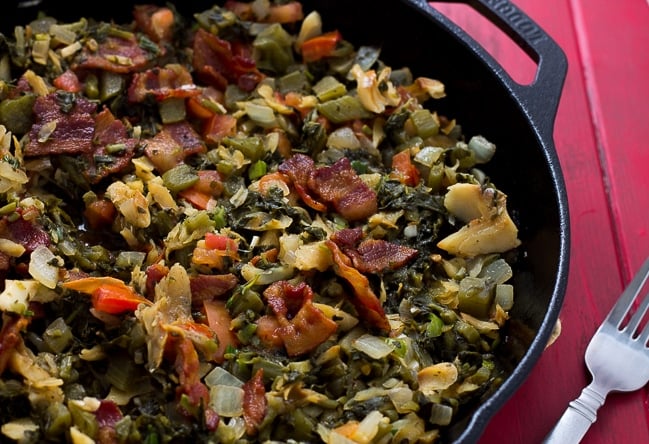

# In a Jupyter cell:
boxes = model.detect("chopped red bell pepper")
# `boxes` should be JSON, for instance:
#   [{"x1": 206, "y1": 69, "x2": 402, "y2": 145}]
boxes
[
  {"x1": 91, "y1": 285, "x2": 151, "y2": 314},
  {"x1": 301, "y1": 31, "x2": 342, "y2": 63},
  {"x1": 63, "y1": 277, "x2": 151, "y2": 315},
  {"x1": 204, "y1": 232, "x2": 240, "y2": 255}
]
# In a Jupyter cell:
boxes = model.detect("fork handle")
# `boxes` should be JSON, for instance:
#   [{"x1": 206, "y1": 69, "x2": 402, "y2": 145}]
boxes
[{"x1": 543, "y1": 383, "x2": 607, "y2": 443}]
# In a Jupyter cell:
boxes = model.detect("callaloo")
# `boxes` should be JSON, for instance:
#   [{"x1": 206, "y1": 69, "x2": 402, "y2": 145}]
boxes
[{"x1": 0, "y1": 2, "x2": 520, "y2": 442}]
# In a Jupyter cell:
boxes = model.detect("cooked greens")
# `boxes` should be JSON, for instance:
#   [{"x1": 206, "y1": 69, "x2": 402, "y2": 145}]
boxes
[{"x1": 0, "y1": 2, "x2": 521, "y2": 442}]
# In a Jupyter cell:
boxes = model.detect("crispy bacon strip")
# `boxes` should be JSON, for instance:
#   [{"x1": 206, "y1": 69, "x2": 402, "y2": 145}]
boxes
[
  {"x1": 7, "y1": 216, "x2": 50, "y2": 253},
  {"x1": 277, "y1": 154, "x2": 327, "y2": 211},
  {"x1": 95, "y1": 400, "x2": 123, "y2": 428},
  {"x1": 331, "y1": 228, "x2": 418, "y2": 274},
  {"x1": 145, "y1": 263, "x2": 169, "y2": 298},
  {"x1": 203, "y1": 113, "x2": 238, "y2": 145},
  {"x1": 309, "y1": 157, "x2": 377, "y2": 221},
  {"x1": 278, "y1": 155, "x2": 378, "y2": 220},
  {"x1": 326, "y1": 240, "x2": 391, "y2": 332},
  {"x1": 144, "y1": 122, "x2": 207, "y2": 172},
  {"x1": 84, "y1": 107, "x2": 138, "y2": 183},
  {"x1": 0, "y1": 314, "x2": 30, "y2": 374},
  {"x1": 128, "y1": 64, "x2": 200, "y2": 103},
  {"x1": 173, "y1": 336, "x2": 219, "y2": 431},
  {"x1": 95, "y1": 400, "x2": 123, "y2": 444},
  {"x1": 192, "y1": 28, "x2": 264, "y2": 92},
  {"x1": 189, "y1": 273, "x2": 239, "y2": 304},
  {"x1": 260, "y1": 281, "x2": 337, "y2": 357},
  {"x1": 24, "y1": 93, "x2": 96, "y2": 157},
  {"x1": 243, "y1": 368, "x2": 267, "y2": 436},
  {"x1": 75, "y1": 35, "x2": 160, "y2": 74},
  {"x1": 355, "y1": 239, "x2": 418, "y2": 273}
]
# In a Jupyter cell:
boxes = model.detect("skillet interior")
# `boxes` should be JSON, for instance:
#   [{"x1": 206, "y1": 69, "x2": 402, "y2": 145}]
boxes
[{"x1": 0, "y1": 1, "x2": 569, "y2": 442}]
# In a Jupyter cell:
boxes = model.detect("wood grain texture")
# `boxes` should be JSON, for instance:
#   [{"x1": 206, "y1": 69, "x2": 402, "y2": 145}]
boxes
[{"x1": 431, "y1": 0, "x2": 649, "y2": 442}]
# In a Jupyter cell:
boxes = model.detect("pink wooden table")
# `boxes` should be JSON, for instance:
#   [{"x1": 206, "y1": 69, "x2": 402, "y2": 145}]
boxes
[{"x1": 430, "y1": 0, "x2": 649, "y2": 442}]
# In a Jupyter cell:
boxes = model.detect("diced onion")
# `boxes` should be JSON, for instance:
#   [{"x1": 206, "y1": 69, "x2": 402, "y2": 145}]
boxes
[
  {"x1": 414, "y1": 146, "x2": 444, "y2": 167},
  {"x1": 1, "y1": 418, "x2": 39, "y2": 440},
  {"x1": 352, "y1": 334, "x2": 394, "y2": 359},
  {"x1": 327, "y1": 127, "x2": 361, "y2": 150},
  {"x1": 495, "y1": 283, "x2": 514, "y2": 310},
  {"x1": 429, "y1": 403, "x2": 454, "y2": 426},
  {"x1": 29, "y1": 245, "x2": 62, "y2": 289},
  {"x1": 0, "y1": 158, "x2": 29, "y2": 193},
  {"x1": 418, "y1": 362, "x2": 458, "y2": 395},
  {"x1": 388, "y1": 386, "x2": 418, "y2": 413},
  {"x1": 205, "y1": 367, "x2": 244, "y2": 388},
  {"x1": 209, "y1": 385, "x2": 244, "y2": 417},
  {"x1": 295, "y1": 10, "x2": 322, "y2": 50},
  {"x1": 351, "y1": 411, "x2": 385, "y2": 444},
  {"x1": 403, "y1": 223, "x2": 418, "y2": 238},
  {"x1": 0, "y1": 238, "x2": 25, "y2": 257},
  {"x1": 480, "y1": 258, "x2": 513, "y2": 285}
]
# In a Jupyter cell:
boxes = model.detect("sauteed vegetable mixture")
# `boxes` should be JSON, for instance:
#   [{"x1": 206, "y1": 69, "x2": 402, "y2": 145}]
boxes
[{"x1": 0, "y1": 1, "x2": 522, "y2": 442}]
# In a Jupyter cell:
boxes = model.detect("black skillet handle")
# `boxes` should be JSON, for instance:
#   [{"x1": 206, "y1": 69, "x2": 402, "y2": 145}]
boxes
[{"x1": 425, "y1": 0, "x2": 568, "y2": 144}]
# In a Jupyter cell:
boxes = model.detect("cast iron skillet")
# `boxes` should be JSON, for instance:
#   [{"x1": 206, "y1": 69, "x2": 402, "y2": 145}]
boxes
[{"x1": 1, "y1": 1, "x2": 570, "y2": 442}]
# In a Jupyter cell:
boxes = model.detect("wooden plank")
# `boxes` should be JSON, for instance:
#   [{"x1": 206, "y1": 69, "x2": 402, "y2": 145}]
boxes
[
  {"x1": 569, "y1": 0, "x2": 649, "y2": 276},
  {"x1": 430, "y1": 0, "x2": 649, "y2": 442}
]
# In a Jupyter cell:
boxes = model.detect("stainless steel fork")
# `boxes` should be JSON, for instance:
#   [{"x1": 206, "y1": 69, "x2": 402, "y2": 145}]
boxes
[{"x1": 544, "y1": 256, "x2": 649, "y2": 443}]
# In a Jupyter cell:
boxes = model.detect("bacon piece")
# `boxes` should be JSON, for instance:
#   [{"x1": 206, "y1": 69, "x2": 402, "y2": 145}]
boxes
[
  {"x1": 255, "y1": 315, "x2": 283, "y2": 349},
  {"x1": 75, "y1": 36, "x2": 160, "y2": 74},
  {"x1": 95, "y1": 400, "x2": 123, "y2": 428},
  {"x1": 128, "y1": 64, "x2": 200, "y2": 103},
  {"x1": 326, "y1": 240, "x2": 391, "y2": 332},
  {"x1": 260, "y1": 281, "x2": 337, "y2": 357},
  {"x1": 166, "y1": 121, "x2": 206, "y2": 153},
  {"x1": 144, "y1": 122, "x2": 206, "y2": 172},
  {"x1": 167, "y1": 321, "x2": 221, "y2": 362},
  {"x1": 145, "y1": 263, "x2": 169, "y2": 298},
  {"x1": 189, "y1": 273, "x2": 238, "y2": 304},
  {"x1": 192, "y1": 28, "x2": 264, "y2": 92},
  {"x1": 0, "y1": 314, "x2": 30, "y2": 374},
  {"x1": 173, "y1": 336, "x2": 219, "y2": 430},
  {"x1": 243, "y1": 368, "x2": 267, "y2": 436},
  {"x1": 277, "y1": 154, "x2": 327, "y2": 211},
  {"x1": 331, "y1": 228, "x2": 418, "y2": 274},
  {"x1": 0, "y1": 251, "x2": 10, "y2": 272},
  {"x1": 330, "y1": 226, "x2": 364, "y2": 249},
  {"x1": 24, "y1": 93, "x2": 96, "y2": 157},
  {"x1": 84, "y1": 107, "x2": 138, "y2": 183},
  {"x1": 310, "y1": 157, "x2": 377, "y2": 221},
  {"x1": 203, "y1": 114, "x2": 237, "y2": 145},
  {"x1": 93, "y1": 108, "x2": 130, "y2": 147},
  {"x1": 278, "y1": 155, "x2": 378, "y2": 220},
  {"x1": 8, "y1": 217, "x2": 50, "y2": 253},
  {"x1": 354, "y1": 239, "x2": 418, "y2": 273}
]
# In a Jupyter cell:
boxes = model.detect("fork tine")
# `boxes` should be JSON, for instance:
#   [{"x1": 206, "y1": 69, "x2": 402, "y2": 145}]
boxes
[
  {"x1": 606, "y1": 257, "x2": 649, "y2": 328},
  {"x1": 638, "y1": 316, "x2": 649, "y2": 345},
  {"x1": 625, "y1": 290, "x2": 649, "y2": 335}
]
